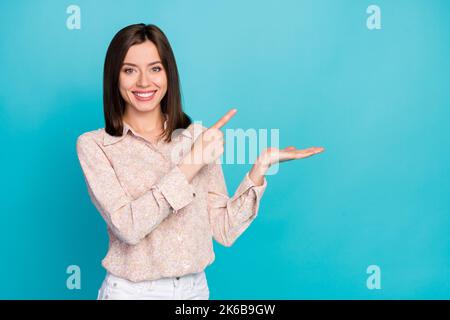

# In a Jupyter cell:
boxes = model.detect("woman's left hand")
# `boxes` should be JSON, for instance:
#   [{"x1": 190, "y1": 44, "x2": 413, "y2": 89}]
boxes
[
  {"x1": 257, "y1": 146, "x2": 325, "y2": 170},
  {"x1": 249, "y1": 146, "x2": 325, "y2": 185}
]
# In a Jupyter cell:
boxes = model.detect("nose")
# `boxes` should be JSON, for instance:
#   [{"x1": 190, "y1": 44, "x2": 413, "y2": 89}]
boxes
[{"x1": 137, "y1": 72, "x2": 151, "y2": 88}]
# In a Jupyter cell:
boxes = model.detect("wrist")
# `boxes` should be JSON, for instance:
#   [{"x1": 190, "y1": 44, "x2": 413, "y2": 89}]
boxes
[
  {"x1": 249, "y1": 164, "x2": 266, "y2": 186},
  {"x1": 254, "y1": 159, "x2": 270, "y2": 174},
  {"x1": 179, "y1": 155, "x2": 204, "y2": 183}
]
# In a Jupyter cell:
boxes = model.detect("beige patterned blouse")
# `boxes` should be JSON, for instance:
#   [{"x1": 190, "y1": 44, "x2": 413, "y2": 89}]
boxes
[{"x1": 76, "y1": 115, "x2": 267, "y2": 282}]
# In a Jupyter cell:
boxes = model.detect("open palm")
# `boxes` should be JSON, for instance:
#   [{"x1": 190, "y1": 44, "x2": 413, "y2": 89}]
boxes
[{"x1": 257, "y1": 146, "x2": 325, "y2": 169}]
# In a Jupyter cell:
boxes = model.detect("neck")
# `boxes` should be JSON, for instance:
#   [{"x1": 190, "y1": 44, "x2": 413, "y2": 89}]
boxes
[{"x1": 122, "y1": 105, "x2": 165, "y2": 134}]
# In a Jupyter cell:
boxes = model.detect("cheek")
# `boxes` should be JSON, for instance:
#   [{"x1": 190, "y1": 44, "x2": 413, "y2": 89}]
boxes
[
  {"x1": 119, "y1": 75, "x2": 135, "y2": 90},
  {"x1": 154, "y1": 73, "x2": 168, "y2": 90},
  {"x1": 118, "y1": 76, "x2": 135, "y2": 102}
]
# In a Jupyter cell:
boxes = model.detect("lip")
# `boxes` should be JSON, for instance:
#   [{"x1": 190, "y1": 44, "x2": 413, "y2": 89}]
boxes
[{"x1": 132, "y1": 90, "x2": 157, "y2": 102}]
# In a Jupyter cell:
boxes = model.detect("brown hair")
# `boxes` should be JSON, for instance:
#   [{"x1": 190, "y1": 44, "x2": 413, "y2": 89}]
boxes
[{"x1": 103, "y1": 23, "x2": 191, "y2": 142}]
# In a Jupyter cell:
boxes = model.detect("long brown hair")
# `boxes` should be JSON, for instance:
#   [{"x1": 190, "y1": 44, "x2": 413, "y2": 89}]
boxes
[{"x1": 103, "y1": 23, "x2": 191, "y2": 142}]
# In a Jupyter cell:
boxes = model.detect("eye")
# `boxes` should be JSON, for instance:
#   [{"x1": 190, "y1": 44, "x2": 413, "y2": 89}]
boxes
[
  {"x1": 151, "y1": 66, "x2": 162, "y2": 72},
  {"x1": 123, "y1": 68, "x2": 135, "y2": 74}
]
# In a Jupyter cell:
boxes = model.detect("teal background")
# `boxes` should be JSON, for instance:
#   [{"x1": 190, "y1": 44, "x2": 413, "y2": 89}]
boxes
[{"x1": 0, "y1": 0, "x2": 449, "y2": 299}]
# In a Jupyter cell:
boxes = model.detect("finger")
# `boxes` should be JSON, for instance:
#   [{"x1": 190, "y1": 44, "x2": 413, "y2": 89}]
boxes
[
  {"x1": 281, "y1": 147, "x2": 323, "y2": 157},
  {"x1": 299, "y1": 147, "x2": 325, "y2": 154},
  {"x1": 278, "y1": 150, "x2": 302, "y2": 163},
  {"x1": 210, "y1": 108, "x2": 237, "y2": 130},
  {"x1": 277, "y1": 147, "x2": 325, "y2": 163},
  {"x1": 294, "y1": 147, "x2": 325, "y2": 158},
  {"x1": 283, "y1": 146, "x2": 325, "y2": 153},
  {"x1": 311, "y1": 147, "x2": 325, "y2": 153}
]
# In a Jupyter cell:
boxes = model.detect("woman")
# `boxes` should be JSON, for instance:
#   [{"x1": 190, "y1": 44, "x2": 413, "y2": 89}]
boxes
[{"x1": 76, "y1": 23, "x2": 324, "y2": 300}]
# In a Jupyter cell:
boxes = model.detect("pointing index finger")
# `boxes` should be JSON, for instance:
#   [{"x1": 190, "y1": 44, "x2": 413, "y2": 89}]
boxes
[{"x1": 210, "y1": 108, "x2": 237, "y2": 130}]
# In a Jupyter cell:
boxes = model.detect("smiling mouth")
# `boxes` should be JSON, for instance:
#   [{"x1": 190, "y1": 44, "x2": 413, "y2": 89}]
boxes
[{"x1": 132, "y1": 90, "x2": 157, "y2": 98}]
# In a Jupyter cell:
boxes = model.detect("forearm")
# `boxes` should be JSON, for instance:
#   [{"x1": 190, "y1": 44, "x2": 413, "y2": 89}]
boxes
[
  {"x1": 178, "y1": 162, "x2": 203, "y2": 183},
  {"x1": 248, "y1": 161, "x2": 269, "y2": 186}
]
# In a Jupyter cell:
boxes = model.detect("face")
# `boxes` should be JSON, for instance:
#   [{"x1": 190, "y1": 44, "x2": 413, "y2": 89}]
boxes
[{"x1": 119, "y1": 40, "x2": 168, "y2": 113}]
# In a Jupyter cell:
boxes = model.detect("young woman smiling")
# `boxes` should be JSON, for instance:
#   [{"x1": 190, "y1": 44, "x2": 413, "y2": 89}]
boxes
[{"x1": 76, "y1": 23, "x2": 324, "y2": 300}]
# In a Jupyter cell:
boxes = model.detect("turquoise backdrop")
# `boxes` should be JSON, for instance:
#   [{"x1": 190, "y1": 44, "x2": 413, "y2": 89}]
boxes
[{"x1": 0, "y1": 0, "x2": 449, "y2": 299}]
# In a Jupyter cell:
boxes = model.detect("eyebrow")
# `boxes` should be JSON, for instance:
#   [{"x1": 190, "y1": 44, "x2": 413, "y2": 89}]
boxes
[{"x1": 122, "y1": 61, "x2": 162, "y2": 67}]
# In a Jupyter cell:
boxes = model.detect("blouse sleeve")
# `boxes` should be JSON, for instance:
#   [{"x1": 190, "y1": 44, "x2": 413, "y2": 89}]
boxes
[
  {"x1": 207, "y1": 161, "x2": 268, "y2": 247},
  {"x1": 76, "y1": 133, "x2": 196, "y2": 246}
]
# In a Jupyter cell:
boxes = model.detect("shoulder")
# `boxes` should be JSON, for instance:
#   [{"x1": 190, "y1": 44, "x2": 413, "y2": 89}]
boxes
[
  {"x1": 179, "y1": 122, "x2": 208, "y2": 141},
  {"x1": 191, "y1": 122, "x2": 208, "y2": 134},
  {"x1": 76, "y1": 128, "x2": 105, "y2": 151}
]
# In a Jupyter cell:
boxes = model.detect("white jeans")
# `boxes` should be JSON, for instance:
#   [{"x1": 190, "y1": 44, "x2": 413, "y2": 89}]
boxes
[{"x1": 97, "y1": 271, "x2": 210, "y2": 300}]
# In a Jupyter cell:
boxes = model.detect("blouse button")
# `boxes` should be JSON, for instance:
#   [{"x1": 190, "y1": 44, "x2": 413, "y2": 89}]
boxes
[{"x1": 193, "y1": 192, "x2": 196, "y2": 197}]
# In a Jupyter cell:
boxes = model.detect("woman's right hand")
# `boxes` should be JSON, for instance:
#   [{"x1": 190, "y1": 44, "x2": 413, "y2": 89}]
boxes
[{"x1": 179, "y1": 109, "x2": 237, "y2": 181}]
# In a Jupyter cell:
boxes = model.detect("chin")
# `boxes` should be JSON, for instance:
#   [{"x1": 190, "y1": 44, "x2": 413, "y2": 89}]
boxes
[
  {"x1": 133, "y1": 104, "x2": 159, "y2": 113},
  {"x1": 129, "y1": 97, "x2": 161, "y2": 111}
]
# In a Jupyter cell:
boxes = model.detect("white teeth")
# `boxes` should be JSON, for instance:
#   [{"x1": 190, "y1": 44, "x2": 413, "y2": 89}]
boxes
[{"x1": 134, "y1": 91, "x2": 156, "y2": 98}]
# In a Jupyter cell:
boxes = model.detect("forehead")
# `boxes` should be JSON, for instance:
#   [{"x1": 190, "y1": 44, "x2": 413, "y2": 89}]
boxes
[{"x1": 123, "y1": 40, "x2": 161, "y2": 63}]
